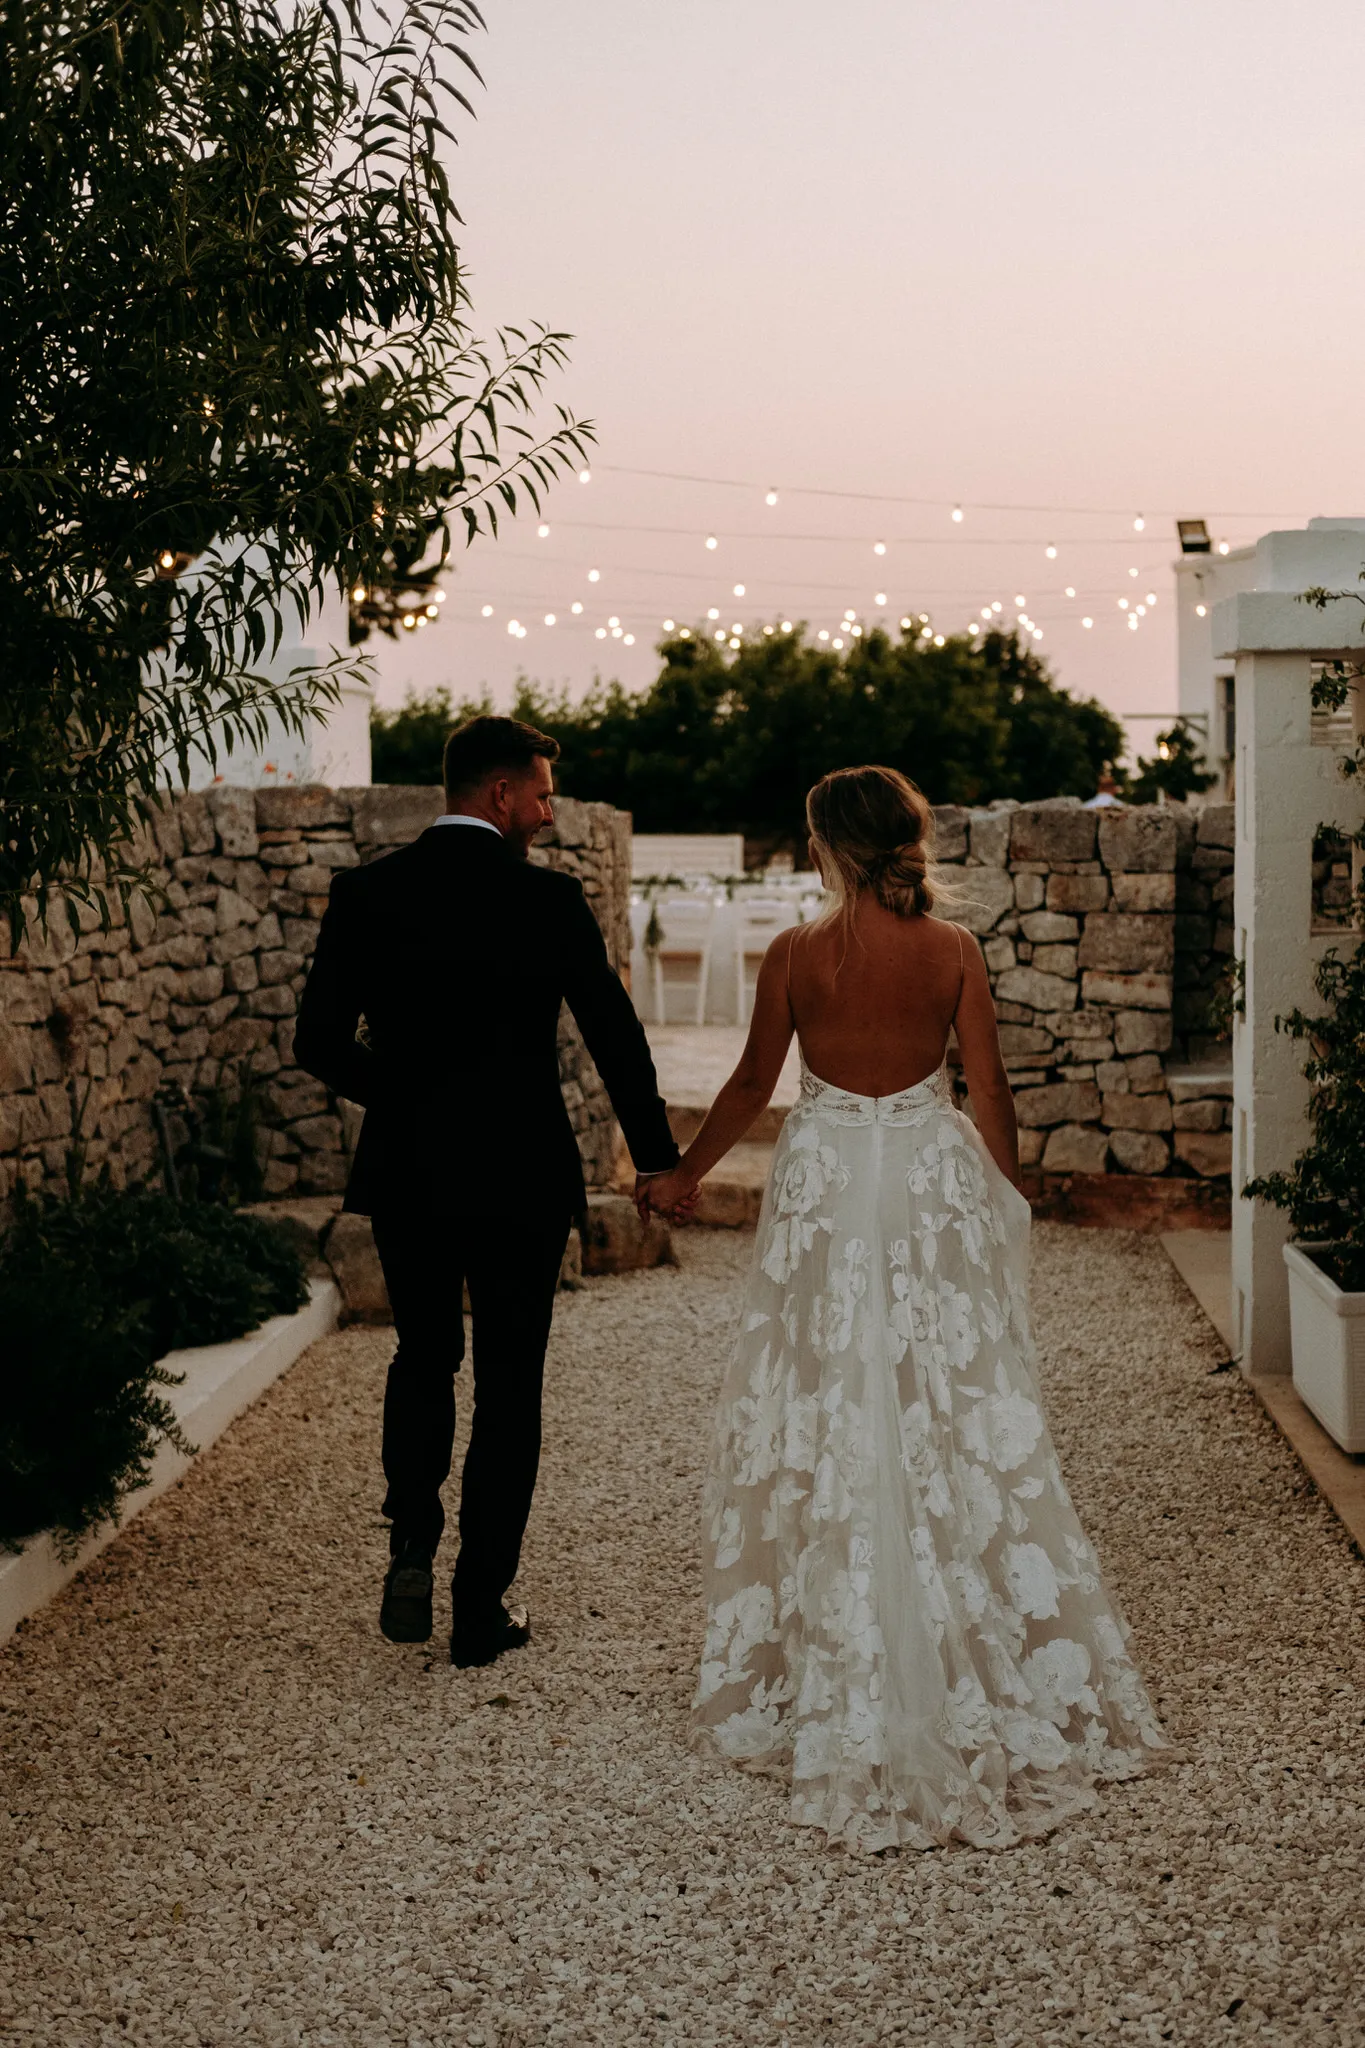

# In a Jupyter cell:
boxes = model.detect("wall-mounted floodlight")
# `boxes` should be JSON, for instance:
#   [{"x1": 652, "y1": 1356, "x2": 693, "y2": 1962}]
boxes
[{"x1": 1177, "y1": 518, "x2": 1212, "y2": 554}]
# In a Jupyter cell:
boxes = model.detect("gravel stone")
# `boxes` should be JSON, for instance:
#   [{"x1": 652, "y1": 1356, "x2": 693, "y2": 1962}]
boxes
[{"x1": 3, "y1": 1228, "x2": 1364, "y2": 2047}]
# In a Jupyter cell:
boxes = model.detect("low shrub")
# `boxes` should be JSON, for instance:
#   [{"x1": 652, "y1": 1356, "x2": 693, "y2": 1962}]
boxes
[{"x1": 0, "y1": 1185, "x2": 308, "y2": 1554}]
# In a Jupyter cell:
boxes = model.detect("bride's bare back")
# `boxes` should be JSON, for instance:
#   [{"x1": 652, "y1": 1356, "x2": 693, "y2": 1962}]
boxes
[
  {"x1": 788, "y1": 897, "x2": 968, "y2": 1097},
  {"x1": 657, "y1": 893, "x2": 1022, "y2": 1199}
]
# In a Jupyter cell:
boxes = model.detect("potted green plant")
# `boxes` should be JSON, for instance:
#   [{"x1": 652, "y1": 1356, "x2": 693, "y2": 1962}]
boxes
[{"x1": 1245, "y1": 933, "x2": 1365, "y2": 1450}]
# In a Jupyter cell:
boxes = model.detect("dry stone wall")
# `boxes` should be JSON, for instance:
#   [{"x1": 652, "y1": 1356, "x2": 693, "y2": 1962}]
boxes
[
  {"x1": 932, "y1": 799, "x2": 1235, "y2": 1179},
  {"x1": 0, "y1": 786, "x2": 632, "y2": 1209}
]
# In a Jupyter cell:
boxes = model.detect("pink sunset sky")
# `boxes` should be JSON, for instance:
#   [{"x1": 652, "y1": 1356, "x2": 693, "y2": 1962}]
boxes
[{"x1": 365, "y1": 0, "x2": 1365, "y2": 772}]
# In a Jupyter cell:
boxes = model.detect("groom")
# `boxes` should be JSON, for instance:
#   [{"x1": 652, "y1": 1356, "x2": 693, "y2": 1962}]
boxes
[{"x1": 295, "y1": 715, "x2": 679, "y2": 1665}]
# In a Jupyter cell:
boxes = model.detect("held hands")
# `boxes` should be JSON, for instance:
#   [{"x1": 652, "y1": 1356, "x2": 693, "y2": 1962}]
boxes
[{"x1": 635, "y1": 1165, "x2": 700, "y2": 1225}]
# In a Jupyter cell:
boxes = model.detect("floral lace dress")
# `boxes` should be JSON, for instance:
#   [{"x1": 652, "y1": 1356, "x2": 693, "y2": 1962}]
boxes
[{"x1": 690, "y1": 1057, "x2": 1166, "y2": 1852}]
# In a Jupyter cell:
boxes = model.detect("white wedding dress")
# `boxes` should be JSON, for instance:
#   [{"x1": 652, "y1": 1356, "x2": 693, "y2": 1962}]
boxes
[{"x1": 690, "y1": 1054, "x2": 1167, "y2": 1852}]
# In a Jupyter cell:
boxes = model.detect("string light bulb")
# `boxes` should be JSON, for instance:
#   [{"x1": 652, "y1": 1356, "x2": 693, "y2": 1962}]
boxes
[
  {"x1": 1082, "y1": 616, "x2": 1093, "y2": 628},
  {"x1": 351, "y1": 584, "x2": 367, "y2": 603},
  {"x1": 578, "y1": 468, "x2": 592, "y2": 484},
  {"x1": 951, "y1": 506, "x2": 964, "y2": 523},
  {"x1": 1065, "y1": 586, "x2": 1076, "y2": 598},
  {"x1": 873, "y1": 541, "x2": 886, "y2": 556},
  {"x1": 663, "y1": 617, "x2": 676, "y2": 631},
  {"x1": 679, "y1": 626, "x2": 691, "y2": 638},
  {"x1": 781, "y1": 619, "x2": 793, "y2": 631},
  {"x1": 817, "y1": 630, "x2": 830, "y2": 641},
  {"x1": 425, "y1": 603, "x2": 438, "y2": 618},
  {"x1": 596, "y1": 627, "x2": 607, "y2": 638},
  {"x1": 833, "y1": 636, "x2": 844, "y2": 648},
  {"x1": 624, "y1": 634, "x2": 635, "y2": 646},
  {"x1": 1195, "y1": 603, "x2": 1207, "y2": 617},
  {"x1": 480, "y1": 604, "x2": 494, "y2": 617},
  {"x1": 714, "y1": 629, "x2": 727, "y2": 642},
  {"x1": 571, "y1": 601, "x2": 583, "y2": 614},
  {"x1": 507, "y1": 619, "x2": 521, "y2": 635},
  {"x1": 900, "y1": 615, "x2": 912, "y2": 629},
  {"x1": 1118, "y1": 598, "x2": 1129, "y2": 610},
  {"x1": 537, "y1": 523, "x2": 550, "y2": 538},
  {"x1": 1145, "y1": 592, "x2": 1157, "y2": 606},
  {"x1": 874, "y1": 591, "x2": 887, "y2": 606},
  {"x1": 933, "y1": 633, "x2": 945, "y2": 645},
  {"x1": 1129, "y1": 566, "x2": 1139, "y2": 578},
  {"x1": 733, "y1": 583, "x2": 745, "y2": 597},
  {"x1": 158, "y1": 550, "x2": 176, "y2": 569},
  {"x1": 1133, "y1": 514, "x2": 1145, "y2": 531},
  {"x1": 1045, "y1": 544, "x2": 1057, "y2": 559},
  {"x1": 588, "y1": 568, "x2": 600, "y2": 582},
  {"x1": 1014, "y1": 594, "x2": 1026, "y2": 606},
  {"x1": 544, "y1": 612, "x2": 556, "y2": 625},
  {"x1": 433, "y1": 590, "x2": 445, "y2": 604},
  {"x1": 1218, "y1": 541, "x2": 1230, "y2": 554},
  {"x1": 765, "y1": 489, "x2": 778, "y2": 506},
  {"x1": 705, "y1": 535, "x2": 718, "y2": 550},
  {"x1": 707, "y1": 607, "x2": 720, "y2": 620},
  {"x1": 608, "y1": 615, "x2": 620, "y2": 628}
]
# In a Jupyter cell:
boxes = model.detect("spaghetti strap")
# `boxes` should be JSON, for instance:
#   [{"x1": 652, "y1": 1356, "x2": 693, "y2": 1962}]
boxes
[
  {"x1": 950, "y1": 921, "x2": 966, "y2": 1025},
  {"x1": 784, "y1": 923, "x2": 800, "y2": 1025}
]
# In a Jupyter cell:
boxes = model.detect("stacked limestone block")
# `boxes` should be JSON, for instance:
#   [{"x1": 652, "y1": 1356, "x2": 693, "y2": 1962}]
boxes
[
  {"x1": 931, "y1": 799, "x2": 1233, "y2": 1179},
  {"x1": 0, "y1": 786, "x2": 633, "y2": 1211},
  {"x1": 1173, "y1": 804, "x2": 1236, "y2": 1060}
]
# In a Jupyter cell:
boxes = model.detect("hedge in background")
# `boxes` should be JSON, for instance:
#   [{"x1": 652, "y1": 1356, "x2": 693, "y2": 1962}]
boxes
[{"x1": 0, "y1": 1187, "x2": 307, "y2": 1555}]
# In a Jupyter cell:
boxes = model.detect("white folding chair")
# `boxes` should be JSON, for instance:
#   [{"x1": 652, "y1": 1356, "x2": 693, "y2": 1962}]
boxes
[
  {"x1": 733, "y1": 892, "x2": 802, "y2": 1025},
  {"x1": 649, "y1": 893, "x2": 717, "y2": 1026}
]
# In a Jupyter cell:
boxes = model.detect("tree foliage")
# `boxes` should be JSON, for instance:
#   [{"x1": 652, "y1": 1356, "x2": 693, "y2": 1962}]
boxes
[
  {"x1": 372, "y1": 624, "x2": 1128, "y2": 841},
  {"x1": 1127, "y1": 720, "x2": 1217, "y2": 805},
  {"x1": 1, "y1": 0, "x2": 589, "y2": 937}
]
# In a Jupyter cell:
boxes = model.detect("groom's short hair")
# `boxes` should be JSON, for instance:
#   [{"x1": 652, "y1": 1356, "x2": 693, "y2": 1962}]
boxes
[{"x1": 442, "y1": 714, "x2": 560, "y2": 797}]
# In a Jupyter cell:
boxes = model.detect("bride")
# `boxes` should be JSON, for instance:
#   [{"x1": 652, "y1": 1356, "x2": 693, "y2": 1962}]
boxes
[{"x1": 641, "y1": 765, "x2": 1166, "y2": 1852}]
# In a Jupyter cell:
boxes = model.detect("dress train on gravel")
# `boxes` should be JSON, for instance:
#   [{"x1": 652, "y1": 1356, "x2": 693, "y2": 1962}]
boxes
[{"x1": 690, "y1": 1057, "x2": 1166, "y2": 1852}]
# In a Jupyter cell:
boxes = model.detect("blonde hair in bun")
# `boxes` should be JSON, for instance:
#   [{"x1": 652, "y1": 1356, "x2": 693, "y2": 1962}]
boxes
[{"x1": 806, "y1": 764, "x2": 938, "y2": 921}]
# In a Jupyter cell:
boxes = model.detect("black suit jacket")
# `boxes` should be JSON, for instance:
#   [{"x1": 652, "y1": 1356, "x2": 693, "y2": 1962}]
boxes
[{"x1": 293, "y1": 825, "x2": 679, "y2": 1217}]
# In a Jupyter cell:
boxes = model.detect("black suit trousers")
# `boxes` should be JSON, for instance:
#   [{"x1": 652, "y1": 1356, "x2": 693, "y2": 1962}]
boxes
[{"x1": 371, "y1": 1203, "x2": 572, "y2": 1618}]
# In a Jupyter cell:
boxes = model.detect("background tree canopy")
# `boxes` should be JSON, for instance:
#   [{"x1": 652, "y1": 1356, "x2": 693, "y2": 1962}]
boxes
[
  {"x1": 1, "y1": 0, "x2": 586, "y2": 936},
  {"x1": 372, "y1": 624, "x2": 1129, "y2": 845}
]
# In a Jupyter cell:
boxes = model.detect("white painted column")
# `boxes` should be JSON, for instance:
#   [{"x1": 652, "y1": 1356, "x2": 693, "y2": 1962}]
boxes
[{"x1": 1216, "y1": 593, "x2": 1360, "y2": 1376}]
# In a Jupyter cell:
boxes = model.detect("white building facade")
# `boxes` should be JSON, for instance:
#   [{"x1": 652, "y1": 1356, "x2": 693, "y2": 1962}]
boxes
[{"x1": 1178, "y1": 517, "x2": 1365, "y2": 799}]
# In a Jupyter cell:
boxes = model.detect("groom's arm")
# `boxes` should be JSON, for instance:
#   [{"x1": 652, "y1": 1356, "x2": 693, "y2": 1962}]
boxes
[
  {"x1": 559, "y1": 885, "x2": 679, "y2": 1174},
  {"x1": 294, "y1": 869, "x2": 376, "y2": 1109}
]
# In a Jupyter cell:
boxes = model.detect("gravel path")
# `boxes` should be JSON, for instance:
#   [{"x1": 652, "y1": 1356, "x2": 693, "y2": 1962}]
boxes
[{"x1": 4, "y1": 1226, "x2": 1364, "y2": 2047}]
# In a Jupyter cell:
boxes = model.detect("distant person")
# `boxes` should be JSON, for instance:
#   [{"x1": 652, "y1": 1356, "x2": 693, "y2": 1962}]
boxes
[
  {"x1": 296, "y1": 715, "x2": 679, "y2": 1667},
  {"x1": 641, "y1": 765, "x2": 1166, "y2": 1850}
]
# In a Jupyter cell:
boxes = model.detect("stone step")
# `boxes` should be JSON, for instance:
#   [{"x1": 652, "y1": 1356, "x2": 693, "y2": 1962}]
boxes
[
  {"x1": 667, "y1": 1100, "x2": 789, "y2": 1146},
  {"x1": 242, "y1": 1191, "x2": 673, "y2": 1324},
  {"x1": 617, "y1": 1140, "x2": 774, "y2": 1230}
]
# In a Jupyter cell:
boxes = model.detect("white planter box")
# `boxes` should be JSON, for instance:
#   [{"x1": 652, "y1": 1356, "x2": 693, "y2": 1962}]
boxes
[
  {"x1": 0, "y1": 1277, "x2": 339, "y2": 1641},
  {"x1": 1283, "y1": 1243, "x2": 1365, "y2": 1454}
]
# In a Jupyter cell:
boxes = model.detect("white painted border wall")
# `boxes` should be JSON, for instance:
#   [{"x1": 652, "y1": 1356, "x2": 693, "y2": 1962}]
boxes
[{"x1": 0, "y1": 1277, "x2": 339, "y2": 1641}]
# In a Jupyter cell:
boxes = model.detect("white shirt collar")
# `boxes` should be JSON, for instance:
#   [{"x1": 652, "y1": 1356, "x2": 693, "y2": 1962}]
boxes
[{"x1": 433, "y1": 813, "x2": 502, "y2": 837}]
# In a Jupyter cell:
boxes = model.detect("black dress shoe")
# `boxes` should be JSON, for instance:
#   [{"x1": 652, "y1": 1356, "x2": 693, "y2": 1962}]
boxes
[
  {"x1": 450, "y1": 1600, "x2": 531, "y2": 1668},
  {"x1": 380, "y1": 1545, "x2": 434, "y2": 1643}
]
